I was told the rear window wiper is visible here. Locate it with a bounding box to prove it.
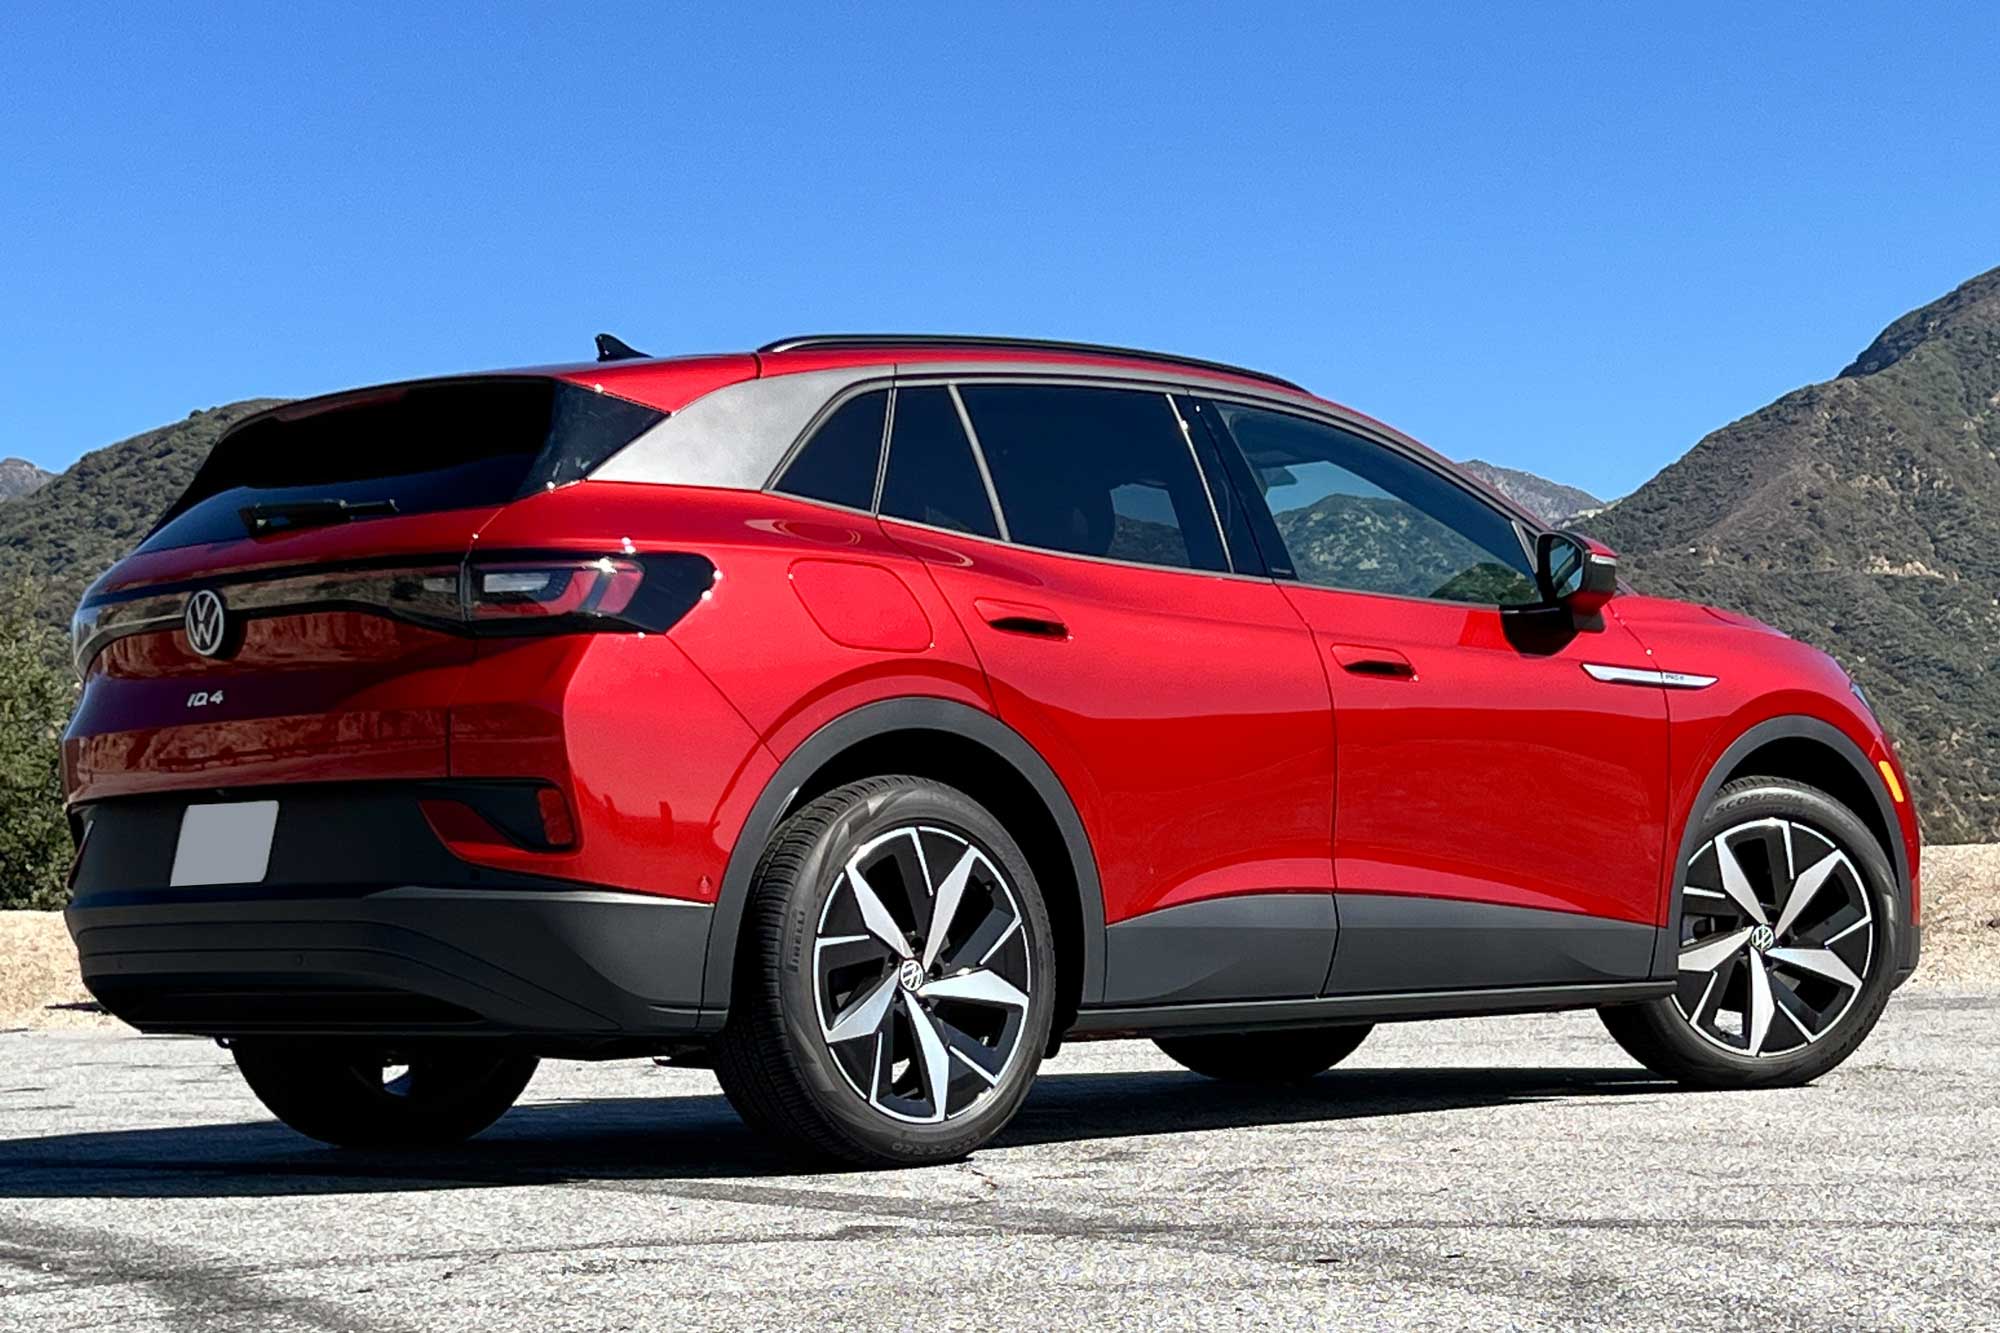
[239,497,399,536]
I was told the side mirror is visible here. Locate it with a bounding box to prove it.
[1537,531,1619,615]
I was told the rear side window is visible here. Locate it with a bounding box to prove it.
[879,387,1001,538]
[1213,403,1538,605]
[956,384,1227,573]
[141,380,664,552]
[776,390,887,511]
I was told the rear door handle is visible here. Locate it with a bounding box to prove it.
[973,598,1068,640]
[1328,643,1416,679]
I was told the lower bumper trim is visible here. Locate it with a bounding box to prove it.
[66,883,716,1040]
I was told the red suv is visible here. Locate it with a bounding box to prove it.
[64,335,1921,1165]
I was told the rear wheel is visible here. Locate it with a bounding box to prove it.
[1600,777,1898,1089]
[232,1041,538,1147]
[714,776,1057,1167]
[1155,1025,1374,1083]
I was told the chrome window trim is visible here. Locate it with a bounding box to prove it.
[723,359,1551,593]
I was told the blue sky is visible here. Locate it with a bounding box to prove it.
[3,5,1996,499]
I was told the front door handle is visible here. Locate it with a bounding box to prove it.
[1329,643,1416,679]
[973,597,1069,640]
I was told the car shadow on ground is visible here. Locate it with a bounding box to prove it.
[0,1064,1679,1200]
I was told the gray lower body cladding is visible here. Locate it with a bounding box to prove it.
[67,885,715,1041]
[1083,890,1660,1031]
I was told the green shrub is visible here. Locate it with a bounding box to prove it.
[0,581,74,909]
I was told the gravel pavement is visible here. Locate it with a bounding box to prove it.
[2,988,1995,1332]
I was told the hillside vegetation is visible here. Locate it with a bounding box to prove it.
[0,401,281,631]
[1589,265,2000,842]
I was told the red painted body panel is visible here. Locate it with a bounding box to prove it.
[67,612,469,802]
[881,521,1335,925]
[1282,586,1671,924]
[1612,594,1922,920]
[442,632,773,902]
[787,559,934,652]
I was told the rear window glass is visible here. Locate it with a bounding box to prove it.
[775,390,887,511]
[879,387,1001,538]
[139,380,664,552]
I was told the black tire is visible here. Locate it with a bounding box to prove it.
[1600,776,1901,1090]
[713,776,1057,1167]
[232,1042,538,1148]
[1154,1025,1374,1083]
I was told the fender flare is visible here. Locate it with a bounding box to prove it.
[698,697,1107,1013]
[1651,713,1915,979]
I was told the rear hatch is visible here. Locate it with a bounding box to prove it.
[65,376,668,803]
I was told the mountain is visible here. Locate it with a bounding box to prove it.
[1458,460,1603,527]
[0,459,52,503]
[1588,265,2000,844]
[0,401,282,630]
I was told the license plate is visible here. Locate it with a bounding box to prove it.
[169,801,280,887]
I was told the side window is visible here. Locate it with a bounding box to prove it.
[1213,403,1538,606]
[957,384,1227,573]
[879,386,1002,538]
[775,390,887,510]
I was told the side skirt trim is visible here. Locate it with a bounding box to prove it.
[1066,980,1673,1039]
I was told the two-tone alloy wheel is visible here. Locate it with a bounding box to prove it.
[1674,816,1873,1056]
[1601,777,1898,1089]
[715,776,1056,1165]
[812,825,1036,1124]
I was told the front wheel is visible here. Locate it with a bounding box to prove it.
[1155,1025,1373,1083]
[232,1042,538,1147]
[1600,776,1899,1089]
[714,776,1057,1167]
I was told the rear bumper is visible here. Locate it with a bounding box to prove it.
[67,883,717,1041]
[64,782,720,1043]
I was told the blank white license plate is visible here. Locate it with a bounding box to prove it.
[169,801,280,887]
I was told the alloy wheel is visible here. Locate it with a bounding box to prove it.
[1676,817,1875,1057]
[811,824,1033,1124]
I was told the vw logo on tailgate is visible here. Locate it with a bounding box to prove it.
[184,588,230,658]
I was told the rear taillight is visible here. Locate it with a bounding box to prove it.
[467,557,645,623]
[457,552,714,636]
[72,550,717,673]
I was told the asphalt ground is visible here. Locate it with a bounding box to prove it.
[0,988,1994,1332]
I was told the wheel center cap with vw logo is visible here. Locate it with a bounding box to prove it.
[184,589,231,658]
[897,960,925,993]
[1749,925,1776,952]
